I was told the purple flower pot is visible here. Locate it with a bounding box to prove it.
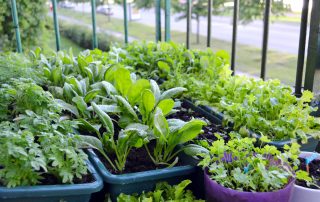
[204,170,295,202]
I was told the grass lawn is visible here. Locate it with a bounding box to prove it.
[58,8,298,85]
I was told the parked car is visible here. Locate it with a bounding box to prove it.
[97,5,113,16]
[58,1,75,9]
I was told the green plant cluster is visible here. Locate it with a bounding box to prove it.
[0,78,88,188]
[29,48,206,172]
[197,136,300,192]
[117,180,204,202]
[0,0,47,51]
[59,21,119,51]
[108,41,320,143]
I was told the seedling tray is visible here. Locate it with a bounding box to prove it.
[0,161,103,202]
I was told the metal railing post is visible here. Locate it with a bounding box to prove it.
[186,0,192,49]
[123,0,129,43]
[155,0,162,42]
[206,0,212,47]
[51,0,61,51]
[260,0,271,80]
[231,0,239,74]
[10,0,22,53]
[295,0,309,96]
[165,0,171,41]
[91,0,98,49]
[304,0,320,91]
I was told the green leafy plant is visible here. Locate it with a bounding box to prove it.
[80,102,149,172]
[197,136,299,192]
[117,180,204,202]
[146,108,206,166]
[0,119,88,188]
[0,78,60,121]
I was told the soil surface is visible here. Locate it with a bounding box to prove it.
[296,157,320,189]
[167,103,232,144]
[39,173,94,185]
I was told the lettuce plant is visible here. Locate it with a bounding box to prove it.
[117,180,204,202]
[197,136,300,192]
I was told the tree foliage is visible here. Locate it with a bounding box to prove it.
[0,0,47,51]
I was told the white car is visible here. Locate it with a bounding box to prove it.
[58,1,75,9]
[97,5,113,16]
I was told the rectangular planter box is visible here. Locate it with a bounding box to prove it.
[87,149,197,202]
[0,161,103,202]
[185,99,319,152]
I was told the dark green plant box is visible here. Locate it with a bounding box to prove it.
[0,161,103,202]
[87,149,197,202]
[183,99,319,152]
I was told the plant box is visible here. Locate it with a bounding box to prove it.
[204,169,295,202]
[0,161,103,202]
[87,149,197,202]
[290,151,320,202]
[187,99,318,152]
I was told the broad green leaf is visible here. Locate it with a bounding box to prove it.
[153,109,169,140]
[160,87,187,100]
[79,118,101,136]
[142,90,156,116]
[55,99,79,117]
[115,95,138,121]
[177,120,206,144]
[150,80,161,102]
[84,89,101,103]
[52,66,63,85]
[183,144,209,157]
[78,135,103,152]
[67,77,83,96]
[92,102,114,134]
[127,79,150,105]
[87,105,121,113]
[63,83,78,101]
[157,99,174,116]
[114,67,132,96]
[101,81,118,96]
[157,61,170,73]
[72,96,87,115]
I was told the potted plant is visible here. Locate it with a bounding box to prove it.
[0,79,103,202]
[290,151,320,202]
[196,136,298,202]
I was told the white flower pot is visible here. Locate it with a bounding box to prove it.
[290,152,320,202]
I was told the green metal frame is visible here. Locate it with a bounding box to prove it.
[52,0,61,51]
[123,0,129,43]
[10,0,22,53]
[165,0,171,41]
[91,0,98,49]
[155,0,162,42]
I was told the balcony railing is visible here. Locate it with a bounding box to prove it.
[9,0,320,95]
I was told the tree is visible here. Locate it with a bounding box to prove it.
[134,0,290,44]
[0,0,47,51]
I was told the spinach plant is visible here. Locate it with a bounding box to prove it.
[147,108,206,166]
[80,102,149,172]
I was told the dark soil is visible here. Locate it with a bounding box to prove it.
[96,141,184,175]
[296,157,320,189]
[39,173,95,185]
[167,103,231,144]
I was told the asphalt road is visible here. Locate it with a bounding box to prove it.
[73,3,304,54]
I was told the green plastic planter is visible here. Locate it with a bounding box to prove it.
[251,133,318,152]
[87,149,197,202]
[184,99,319,152]
[0,161,103,202]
